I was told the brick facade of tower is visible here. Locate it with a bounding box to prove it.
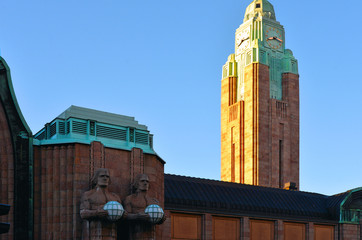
[221,0,300,189]
[221,62,299,189]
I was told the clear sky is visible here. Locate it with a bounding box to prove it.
[1,0,361,196]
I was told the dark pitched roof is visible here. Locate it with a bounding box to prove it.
[164,174,346,222]
[326,192,350,219]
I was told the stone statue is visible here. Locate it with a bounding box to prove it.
[123,174,165,240]
[80,168,123,240]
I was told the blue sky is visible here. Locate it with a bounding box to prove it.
[1,0,361,195]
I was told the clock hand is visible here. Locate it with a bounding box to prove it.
[267,36,283,42]
[238,39,244,46]
[238,37,250,47]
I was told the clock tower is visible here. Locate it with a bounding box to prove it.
[221,0,299,189]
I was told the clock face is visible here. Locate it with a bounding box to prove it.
[265,27,283,50]
[236,28,250,55]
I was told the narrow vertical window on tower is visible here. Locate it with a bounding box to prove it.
[279,139,283,188]
[229,78,237,106]
[231,143,235,182]
[231,127,235,182]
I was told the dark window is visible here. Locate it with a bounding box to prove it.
[90,121,95,135]
[231,143,235,182]
[256,3,261,8]
[279,140,283,188]
[129,128,135,142]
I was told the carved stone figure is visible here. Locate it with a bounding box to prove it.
[80,168,122,240]
[124,174,165,240]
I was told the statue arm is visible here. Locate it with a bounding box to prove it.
[80,193,108,219]
[148,198,159,205]
[124,196,138,220]
[124,196,150,221]
[123,197,132,213]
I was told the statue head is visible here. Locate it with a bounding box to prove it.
[132,173,149,193]
[91,168,111,188]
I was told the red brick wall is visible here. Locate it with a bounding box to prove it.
[162,210,172,239]
[234,63,271,186]
[282,72,300,187]
[340,224,361,240]
[0,100,14,240]
[221,76,243,182]
[33,142,164,239]
[221,63,300,189]
[34,144,80,239]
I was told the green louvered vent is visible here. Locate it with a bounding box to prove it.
[149,135,153,148]
[135,131,148,145]
[96,125,127,141]
[72,121,87,135]
[35,130,46,140]
[59,122,65,135]
[341,209,361,224]
[49,123,57,137]
[34,111,155,154]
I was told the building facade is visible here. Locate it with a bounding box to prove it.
[32,106,165,239]
[221,0,299,189]
[0,0,362,239]
[0,57,361,240]
[0,104,166,240]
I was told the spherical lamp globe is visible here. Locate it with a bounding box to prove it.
[103,201,124,221]
[145,204,164,224]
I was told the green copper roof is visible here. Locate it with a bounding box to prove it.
[339,187,362,224]
[57,105,148,130]
[0,57,32,135]
[244,0,276,22]
[34,106,157,155]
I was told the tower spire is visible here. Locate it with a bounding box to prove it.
[244,0,276,22]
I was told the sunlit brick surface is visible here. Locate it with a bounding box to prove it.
[221,63,299,189]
